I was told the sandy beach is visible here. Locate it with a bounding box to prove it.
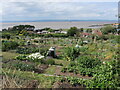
[1,21,117,30]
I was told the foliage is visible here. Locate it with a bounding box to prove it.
[101,25,116,34]
[39,48,49,56]
[3,60,36,71]
[13,62,36,71]
[15,55,27,61]
[64,59,120,88]
[16,47,39,54]
[79,28,84,33]
[76,56,101,68]
[10,25,35,31]
[86,28,92,33]
[2,33,11,39]
[2,40,19,51]
[87,60,120,88]
[67,27,78,36]
[114,35,120,44]
[64,47,80,61]
[45,59,55,65]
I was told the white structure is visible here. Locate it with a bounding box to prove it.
[61,31,67,34]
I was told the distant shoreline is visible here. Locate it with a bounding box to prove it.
[1,20,117,30]
[1,20,117,23]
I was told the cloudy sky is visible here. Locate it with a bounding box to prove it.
[1,0,119,21]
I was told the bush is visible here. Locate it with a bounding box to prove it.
[101,25,116,34]
[15,55,27,61]
[13,62,36,71]
[64,47,80,61]
[45,59,55,65]
[67,27,78,36]
[2,33,11,39]
[77,56,101,68]
[16,47,39,54]
[61,67,67,73]
[39,48,49,56]
[3,60,36,71]
[2,40,19,51]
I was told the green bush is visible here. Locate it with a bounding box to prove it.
[15,55,27,61]
[67,27,78,36]
[61,67,67,73]
[77,56,101,68]
[13,62,35,71]
[45,59,55,65]
[64,47,80,61]
[3,60,36,72]
[2,40,19,51]
[16,47,39,54]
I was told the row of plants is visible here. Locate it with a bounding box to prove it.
[61,56,101,77]
[64,59,119,88]
[16,47,39,54]
[2,60,36,72]
[2,40,19,51]
[15,54,56,65]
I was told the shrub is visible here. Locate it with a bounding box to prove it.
[16,47,39,54]
[15,55,27,61]
[101,25,116,34]
[45,59,55,65]
[61,67,67,73]
[67,27,78,36]
[2,40,19,51]
[39,48,49,56]
[64,47,80,61]
[13,62,36,71]
[77,56,101,68]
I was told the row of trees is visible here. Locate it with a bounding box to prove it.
[67,25,118,37]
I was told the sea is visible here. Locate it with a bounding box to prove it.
[0,20,117,30]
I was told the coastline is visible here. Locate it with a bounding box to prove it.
[1,21,117,30]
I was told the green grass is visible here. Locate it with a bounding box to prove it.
[2,68,62,88]
[45,65,56,75]
[2,51,19,61]
[55,59,70,67]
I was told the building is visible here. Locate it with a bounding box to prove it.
[61,31,67,34]
[81,32,91,38]
[112,23,119,28]
[92,30,102,36]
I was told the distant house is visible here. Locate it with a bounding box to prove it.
[92,30,102,36]
[54,30,61,33]
[112,23,119,28]
[81,32,91,38]
[42,30,49,34]
[61,31,67,34]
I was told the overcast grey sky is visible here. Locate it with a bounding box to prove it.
[1,0,119,21]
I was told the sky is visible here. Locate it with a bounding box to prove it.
[0,0,119,21]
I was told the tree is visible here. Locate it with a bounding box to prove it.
[67,27,78,36]
[101,25,116,34]
[79,28,84,33]
[86,28,92,33]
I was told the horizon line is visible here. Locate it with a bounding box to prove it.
[2,19,118,23]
